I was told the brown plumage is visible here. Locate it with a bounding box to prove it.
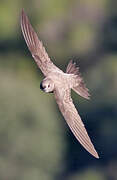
[20,9,99,159]
[66,60,90,99]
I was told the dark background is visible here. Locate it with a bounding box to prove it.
[0,0,117,179]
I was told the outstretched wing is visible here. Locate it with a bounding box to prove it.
[66,60,90,99]
[54,88,99,158]
[21,9,61,76]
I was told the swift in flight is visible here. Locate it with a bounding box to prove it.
[21,9,99,158]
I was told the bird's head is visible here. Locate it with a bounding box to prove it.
[40,78,54,93]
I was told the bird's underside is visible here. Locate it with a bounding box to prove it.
[21,9,99,159]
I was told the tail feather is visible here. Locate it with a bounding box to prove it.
[66,60,90,99]
[66,60,80,75]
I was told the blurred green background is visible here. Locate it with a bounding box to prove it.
[0,0,117,179]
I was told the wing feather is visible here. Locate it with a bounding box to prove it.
[21,9,61,76]
[54,88,99,158]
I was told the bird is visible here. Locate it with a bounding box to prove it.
[20,9,99,159]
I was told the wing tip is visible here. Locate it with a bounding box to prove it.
[20,8,25,28]
[91,150,99,159]
[21,8,28,24]
[96,154,99,159]
[21,8,25,15]
[21,8,24,21]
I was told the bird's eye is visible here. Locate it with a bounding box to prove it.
[48,84,50,88]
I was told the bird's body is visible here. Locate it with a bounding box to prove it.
[21,9,99,159]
